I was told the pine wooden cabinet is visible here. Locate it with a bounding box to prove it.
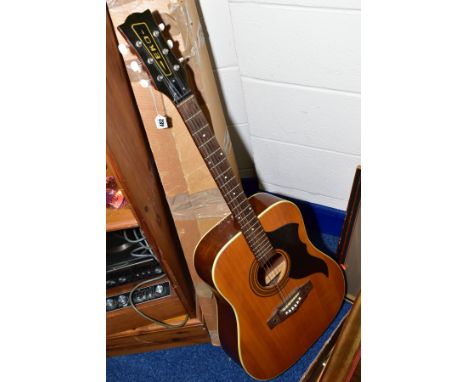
[106,11,209,356]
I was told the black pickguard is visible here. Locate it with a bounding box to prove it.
[267,223,329,279]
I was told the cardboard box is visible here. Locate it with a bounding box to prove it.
[108,0,240,344]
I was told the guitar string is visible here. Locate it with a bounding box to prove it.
[178,97,288,303]
[148,85,167,118]
[182,102,288,302]
[177,99,283,289]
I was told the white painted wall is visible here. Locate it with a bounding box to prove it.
[198,0,360,210]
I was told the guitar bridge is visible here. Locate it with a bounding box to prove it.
[267,281,313,329]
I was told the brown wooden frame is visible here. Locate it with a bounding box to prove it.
[318,292,361,382]
[106,10,195,317]
[301,294,361,382]
[337,166,361,265]
[107,317,209,357]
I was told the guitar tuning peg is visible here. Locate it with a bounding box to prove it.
[130,60,142,73]
[139,79,150,88]
[178,57,186,63]
[158,23,165,31]
[118,43,129,55]
[166,39,174,49]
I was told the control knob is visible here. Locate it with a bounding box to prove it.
[117,295,129,307]
[106,298,117,311]
[134,291,146,303]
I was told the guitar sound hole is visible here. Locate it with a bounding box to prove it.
[258,252,288,288]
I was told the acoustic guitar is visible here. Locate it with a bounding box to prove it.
[118,10,345,380]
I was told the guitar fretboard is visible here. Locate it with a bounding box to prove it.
[177,95,274,265]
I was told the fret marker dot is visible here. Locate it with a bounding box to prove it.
[224,176,227,179]
[251,228,254,231]
[220,153,223,156]
[208,161,212,165]
[233,192,236,195]
[202,134,206,137]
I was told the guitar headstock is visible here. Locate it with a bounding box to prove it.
[118,10,192,104]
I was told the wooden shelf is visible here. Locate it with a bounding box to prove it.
[106,317,209,356]
[106,207,139,232]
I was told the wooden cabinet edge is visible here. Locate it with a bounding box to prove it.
[106,207,139,232]
[106,318,209,356]
[106,10,196,317]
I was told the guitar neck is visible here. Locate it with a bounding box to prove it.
[176,95,274,264]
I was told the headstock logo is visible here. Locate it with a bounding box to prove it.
[131,22,172,76]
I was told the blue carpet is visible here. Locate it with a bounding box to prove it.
[107,301,351,382]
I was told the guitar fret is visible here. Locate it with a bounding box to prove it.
[256,244,272,258]
[246,231,264,245]
[204,148,222,160]
[184,110,202,123]
[230,202,250,217]
[255,238,272,253]
[250,241,271,260]
[253,243,272,260]
[236,208,254,221]
[248,229,268,244]
[221,183,242,195]
[239,204,253,215]
[229,199,249,214]
[247,226,266,242]
[218,175,237,185]
[177,94,195,107]
[209,158,227,169]
[214,168,231,180]
[237,212,257,224]
[238,211,255,222]
[257,249,273,262]
[259,242,274,255]
[226,191,245,205]
[192,124,210,135]
[199,136,215,148]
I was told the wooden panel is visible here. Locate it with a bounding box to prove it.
[106,277,187,335]
[344,206,361,300]
[337,166,361,264]
[337,166,361,300]
[107,318,209,356]
[106,295,186,335]
[106,10,195,316]
[106,207,139,232]
[320,292,360,382]
[300,314,347,382]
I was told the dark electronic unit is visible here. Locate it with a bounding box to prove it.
[106,281,170,312]
[106,228,164,289]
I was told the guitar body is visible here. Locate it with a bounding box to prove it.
[195,193,346,380]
